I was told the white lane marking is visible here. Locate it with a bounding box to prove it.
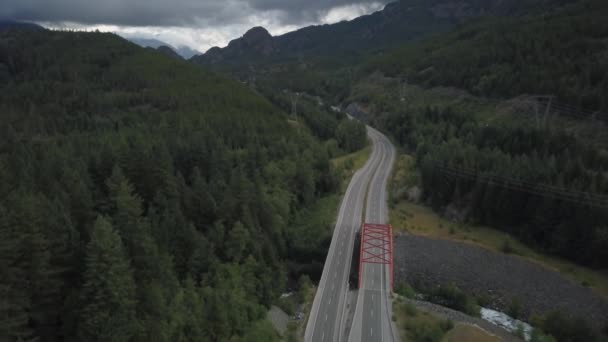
[322,331,325,341]
[371,309,374,317]
[371,328,373,337]
[325,314,328,322]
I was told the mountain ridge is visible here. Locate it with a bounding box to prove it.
[192,0,572,65]
[128,37,200,59]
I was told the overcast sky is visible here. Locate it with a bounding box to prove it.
[1,0,390,53]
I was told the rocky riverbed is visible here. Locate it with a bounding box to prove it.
[393,233,608,331]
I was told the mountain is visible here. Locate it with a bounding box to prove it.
[156,45,183,59]
[0,20,44,31]
[128,37,200,59]
[0,27,343,342]
[199,26,276,64]
[368,0,608,112]
[128,37,170,49]
[175,45,200,59]
[192,0,572,65]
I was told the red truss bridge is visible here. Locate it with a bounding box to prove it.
[358,223,393,289]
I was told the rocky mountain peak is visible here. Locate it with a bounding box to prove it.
[242,26,272,44]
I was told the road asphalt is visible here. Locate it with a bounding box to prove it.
[305,126,396,342]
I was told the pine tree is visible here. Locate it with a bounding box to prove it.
[0,204,35,342]
[226,221,250,263]
[78,216,136,342]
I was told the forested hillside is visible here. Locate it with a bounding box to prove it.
[355,0,608,270]
[0,29,359,341]
[370,0,608,112]
[376,105,608,268]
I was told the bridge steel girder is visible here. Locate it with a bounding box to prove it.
[358,223,393,290]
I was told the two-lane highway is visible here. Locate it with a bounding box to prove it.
[305,125,396,342]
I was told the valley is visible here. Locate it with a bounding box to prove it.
[2,0,608,341]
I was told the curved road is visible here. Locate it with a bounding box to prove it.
[305,125,396,342]
[349,127,396,342]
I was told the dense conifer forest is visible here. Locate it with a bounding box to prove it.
[376,105,608,268]
[0,29,365,341]
[358,0,608,270]
[370,0,608,111]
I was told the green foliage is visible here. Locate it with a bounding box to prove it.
[237,320,280,342]
[375,104,608,269]
[397,300,452,342]
[336,119,367,153]
[370,0,608,112]
[531,329,557,342]
[276,296,296,316]
[407,320,444,342]
[297,274,312,303]
[501,239,515,254]
[395,283,416,299]
[439,319,454,332]
[535,310,600,342]
[515,323,526,339]
[286,195,340,279]
[78,217,136,342]
[0,29,341,341]
[508,298,523,319]
[425,283,479,316]
[405,302,418,316]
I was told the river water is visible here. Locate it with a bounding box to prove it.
[481,307,533,341]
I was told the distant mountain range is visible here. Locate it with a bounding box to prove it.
[0,21,44,31]
[191,0,573,65]
[128,37,200,59]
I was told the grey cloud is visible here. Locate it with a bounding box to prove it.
[248,0,388,22]
[0,0,390,27]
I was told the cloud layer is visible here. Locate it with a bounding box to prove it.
[1,0,388,27]
[2,0,389,53]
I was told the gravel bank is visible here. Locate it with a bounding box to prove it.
[393,233,608,330]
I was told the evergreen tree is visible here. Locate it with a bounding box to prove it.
[0,204,35,342]
[226,221,250,263]
[78,216,136,342]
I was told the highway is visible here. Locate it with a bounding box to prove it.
[349,127,396,342]
[305,125,396,342]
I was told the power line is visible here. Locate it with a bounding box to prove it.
[426,160,608,209]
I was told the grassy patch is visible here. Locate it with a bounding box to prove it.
[395,283,416,299]
[332,144,371,186]
[390,189,608,299]
[394,300,453,342]
[442,324,500,342]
